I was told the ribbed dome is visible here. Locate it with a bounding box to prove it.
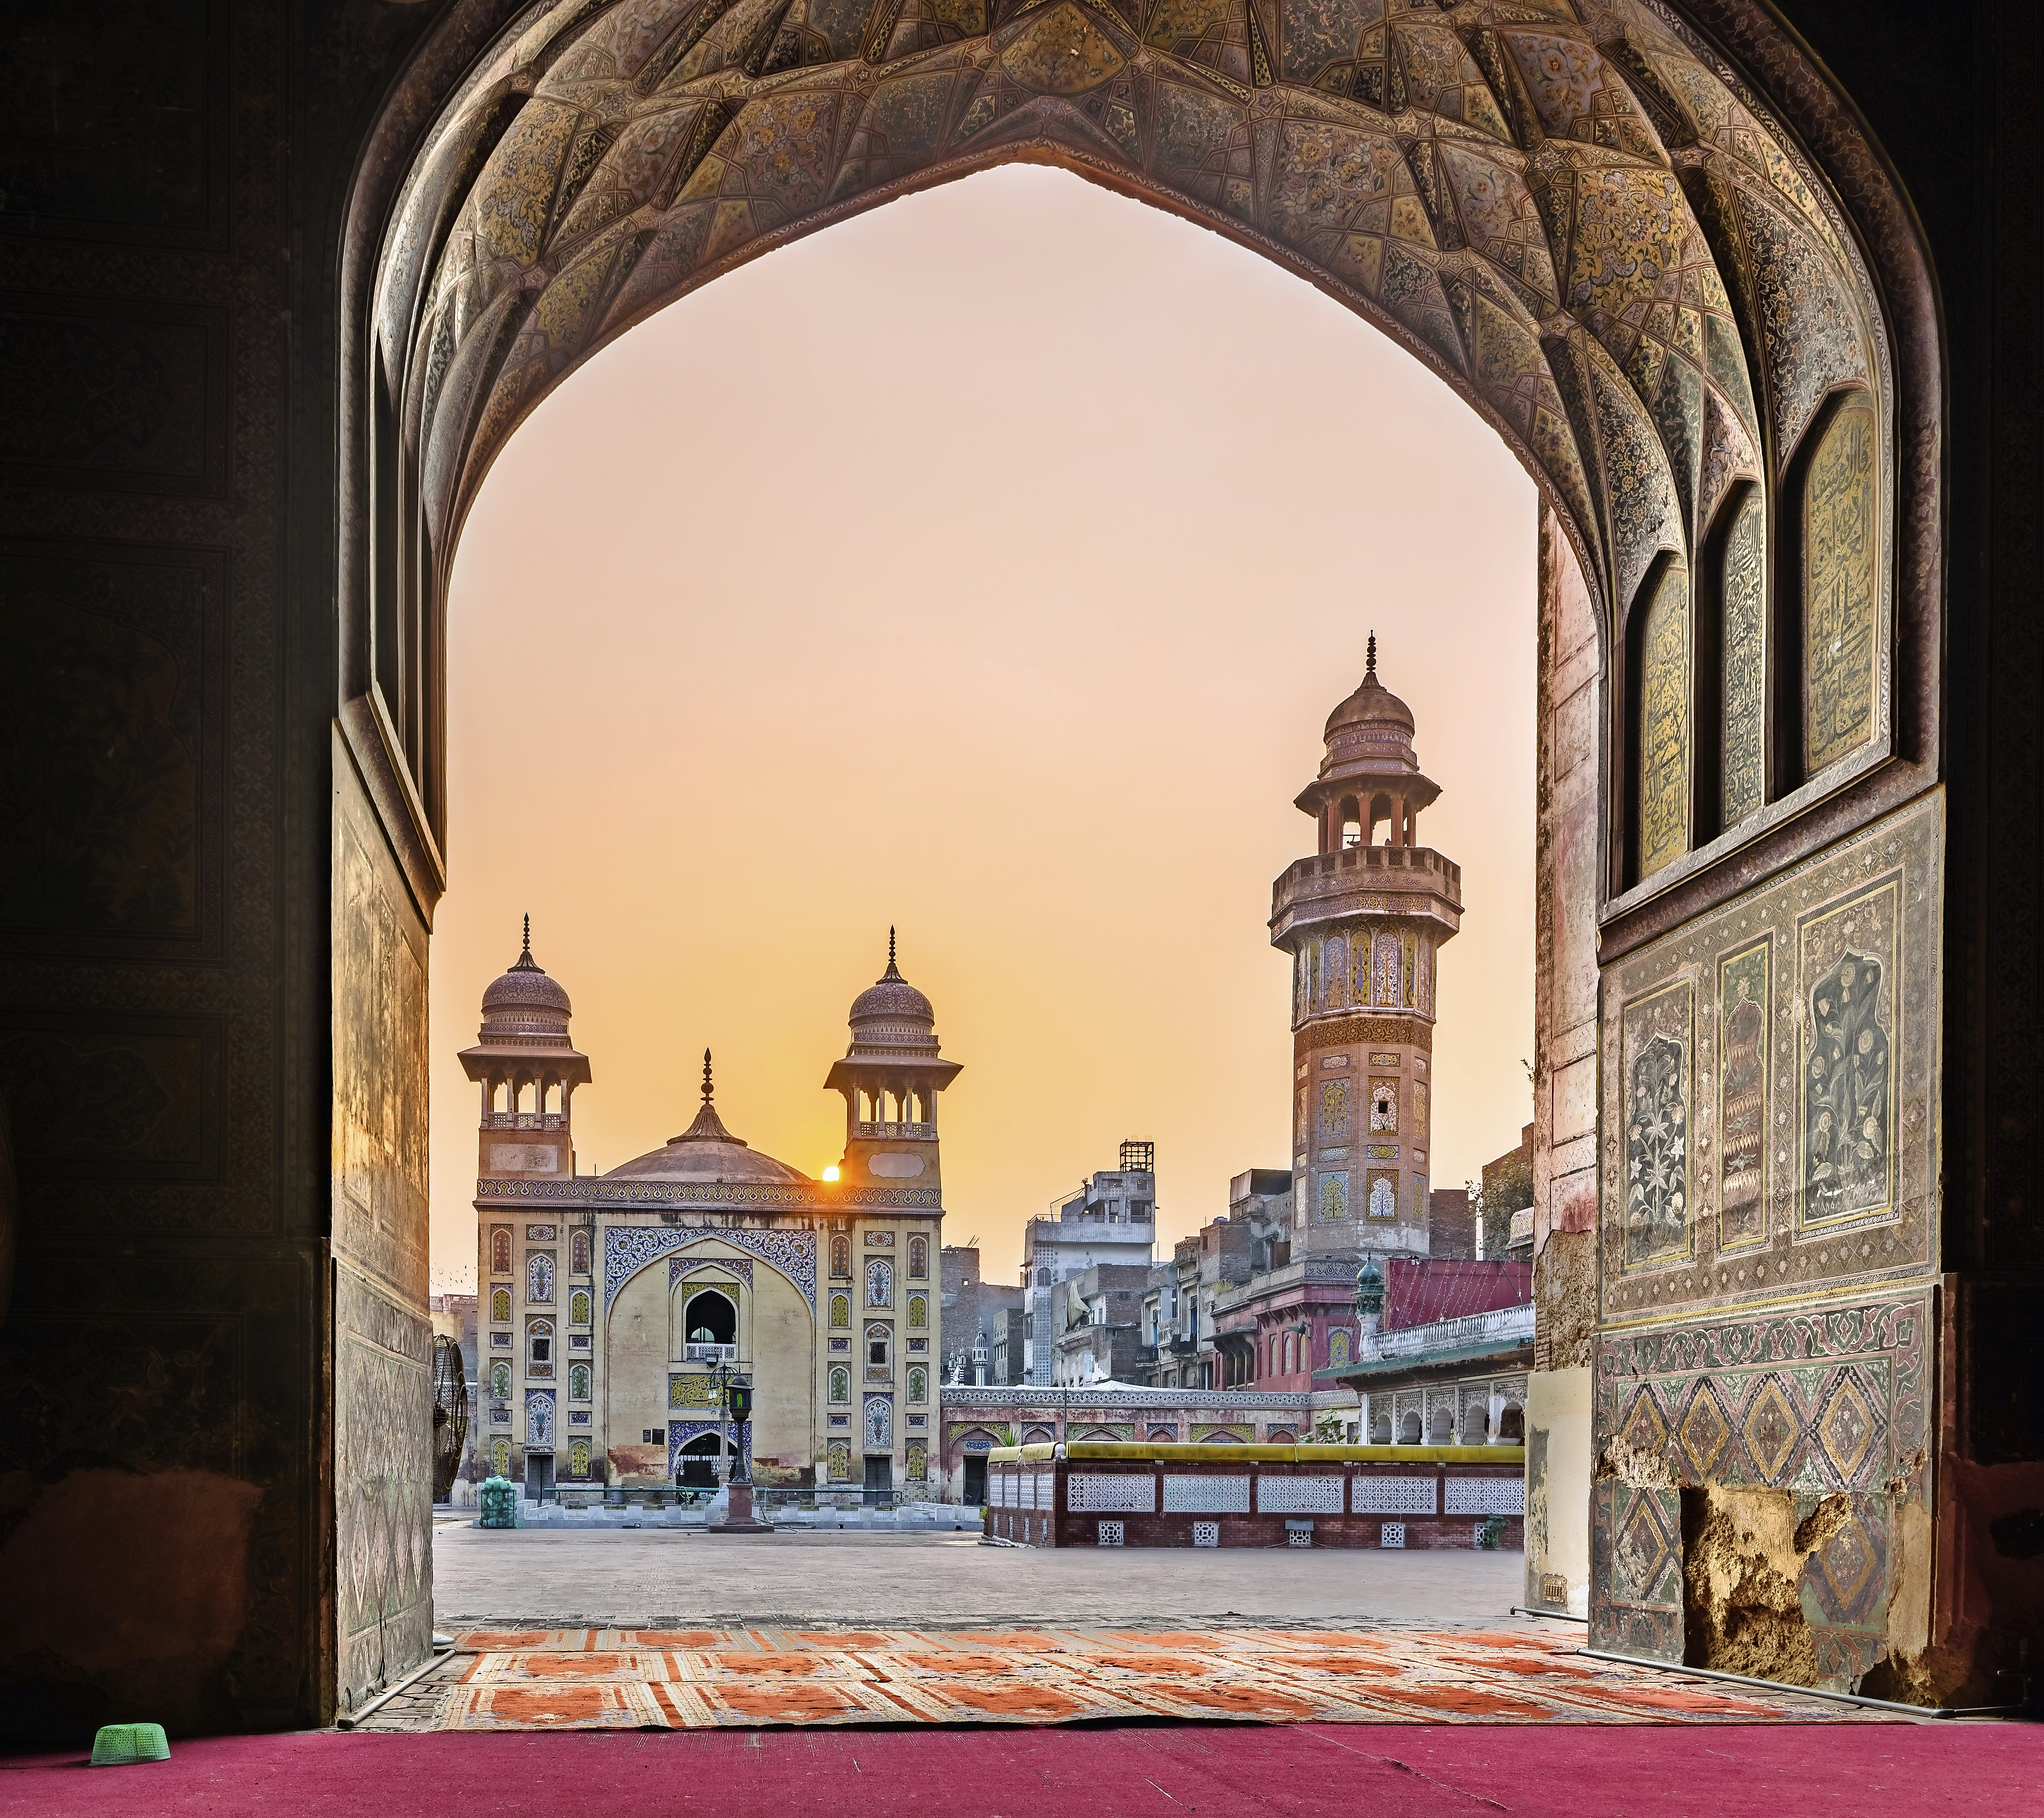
[1324,671,1416,739]
[476,921,573,1045]
[606,1051,807,1184]
[845,933,940,1057]
[605,1136,807,1186]
[1321,635,1419,774]
[482,955,571,1017]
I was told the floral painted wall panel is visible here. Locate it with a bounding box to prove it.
[1637,562,1691,878]
[1799,880,1898,1231]
[1803,397,1880,776]
[1715,940,1770,1253]
[1621,984,1694,1269]
[1720,488,1767,829]
[1601,791,1939,1327]
[1318,1078,1349,1138]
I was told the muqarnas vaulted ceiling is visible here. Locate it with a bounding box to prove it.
[379,0,1887,670]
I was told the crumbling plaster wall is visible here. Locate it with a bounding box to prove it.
[1525,510,1602,1615]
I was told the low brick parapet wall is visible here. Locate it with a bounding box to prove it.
[984,1442,1524,1550]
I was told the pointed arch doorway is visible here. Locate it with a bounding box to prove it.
[0,0,2003,1743]
[316,0,1957,1717]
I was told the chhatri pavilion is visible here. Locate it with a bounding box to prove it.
[463,929,960,1497]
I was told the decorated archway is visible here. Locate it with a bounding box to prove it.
[319,0,1956,1714]
[6,0,2029,1747]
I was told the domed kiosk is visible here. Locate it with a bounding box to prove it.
[467,929,958,1501]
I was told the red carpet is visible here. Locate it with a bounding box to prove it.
[3,1723,2035,1815]
[405,1625,1873,1729]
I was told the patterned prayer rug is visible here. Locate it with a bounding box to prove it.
[378,1626,1888,1731]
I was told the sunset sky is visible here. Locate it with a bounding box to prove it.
[428,164,1538,1296]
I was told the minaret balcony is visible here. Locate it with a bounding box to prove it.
[1270,845,1463,941]
[857,1120,935,1140]
[483,1110,569,1130]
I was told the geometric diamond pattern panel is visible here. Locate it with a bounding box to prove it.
[1350,1477,1438,1515]
[1066,1473,1157,1513]
[1162,1475,1251,1514]
[1256,1476,1345,1514]
[1445,1477,1524,1516]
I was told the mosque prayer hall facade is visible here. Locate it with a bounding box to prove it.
[463,933,956,1497]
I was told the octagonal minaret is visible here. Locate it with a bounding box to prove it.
[1270,638,1462,1258]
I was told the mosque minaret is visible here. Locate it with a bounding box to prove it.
[1269,636,1463,1257]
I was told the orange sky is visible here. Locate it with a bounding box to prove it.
[428,164,1537,1296]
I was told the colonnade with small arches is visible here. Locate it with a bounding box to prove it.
[1357,1379,1527,1449]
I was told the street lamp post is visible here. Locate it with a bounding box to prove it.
[708,1368,772,1533]
[708,1357,733,1488]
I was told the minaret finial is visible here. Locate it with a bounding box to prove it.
[1366,632,1377,677]
[701,1048,713,1104]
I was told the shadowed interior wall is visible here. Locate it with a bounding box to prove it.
[0,0,2035,1734]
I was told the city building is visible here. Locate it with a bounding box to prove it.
[464,928,959,1498]
[1320,1253,1534,1461]
[939,1243,1024,1385]
[1048,1262,1152,1385]
[1019,1146,1156,1385]
[1482,1122,1537,1258]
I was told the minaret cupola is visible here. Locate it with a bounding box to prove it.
[458,916,592,1180]
[1297,634,1444,852]
[823,930,961,1193]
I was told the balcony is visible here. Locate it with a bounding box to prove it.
[483,1110,569,1130]
[1270,845,1462,942]
[684,1342,737,1363]
[1362,1301,1534,1362]
[858,1121,933,1140]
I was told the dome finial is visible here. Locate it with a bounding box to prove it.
[881,926,903,983]
[1366,631,1377,677]
[509,912,541,972]
[701,1047,713,1104]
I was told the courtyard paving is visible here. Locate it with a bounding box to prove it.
[433,1526,1526,1628]
[363,1533,1887,1737]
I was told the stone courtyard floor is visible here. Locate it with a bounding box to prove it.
[338,1530,1907,1736]
[431,1525,1525,1628]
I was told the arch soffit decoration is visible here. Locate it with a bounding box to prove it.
[354,0,1938,933]
[609,1231,806,1307]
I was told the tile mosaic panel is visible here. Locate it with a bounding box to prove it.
[604,1223,816,1310]
[1590,1291,1930,1671]
[1602,794,1939,1321]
